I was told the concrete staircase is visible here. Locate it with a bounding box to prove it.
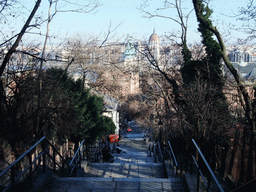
[40,138,188,192]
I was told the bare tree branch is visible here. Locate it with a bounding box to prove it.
[0,0,41,77]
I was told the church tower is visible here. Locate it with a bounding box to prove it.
[124,40,137,70]
[149,29,160,61]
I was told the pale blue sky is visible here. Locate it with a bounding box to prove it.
[25,0,249,44]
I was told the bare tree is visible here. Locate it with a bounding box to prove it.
[236,0,256,43]
[193,0,256,182]
[140,0,193,61]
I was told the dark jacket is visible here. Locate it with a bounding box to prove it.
[103,147,113,162]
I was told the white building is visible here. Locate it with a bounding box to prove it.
[102,106,120,135]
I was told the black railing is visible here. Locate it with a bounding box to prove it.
[167,141,178,175]
[148,142,169,178]
[157,142,164,162]
[0,136,84,192]
[149,142,166,163]
[166,139,225,192]
[231,177,256,192]
[149,142,163,163]
[84,141,105,163]
[191,139,225,192]
[69,140,84,176]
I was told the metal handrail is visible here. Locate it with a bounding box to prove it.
[43,151,69,174]
[168,141,178,167]
[191,139,225,192]
[0,137,46,179]
[191,155,210,190]
[192,139,224,192]
[0,136,83,192]
[152,143,158,163]
[92,144,99,162]
[157,142,164,162]
[148,142,164,164]
[231,177,256,192]
[166,139,225,192]
[44,139,70,170]
[69,140,84,173]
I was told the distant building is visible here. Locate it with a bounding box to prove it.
[102,106,120,135]
[228,51,252,63]
[148,29,160,61]
[252,54,256,62]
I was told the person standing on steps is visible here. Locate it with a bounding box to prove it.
[102,146,114,163]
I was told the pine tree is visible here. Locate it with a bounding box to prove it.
[180,1,229,147]
[46,68,115,144]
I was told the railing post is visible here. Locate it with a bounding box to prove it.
[207,174,211,190]
[74,164,77,177]
[53,149,56,172]
[29,153,33,187]
[86,144,89,161]
[197,169,200,192]
[176,162,178,176]
[62,157,65,170]
[190,156,193,174]
[42,139,46,172]
[79,148,81,168]
[185,153,188,172]
[11,166,15,184]
[69,163,71,176]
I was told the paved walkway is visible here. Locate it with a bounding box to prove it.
[40,137,188,191]
[41,177,186,192]
[82,138,164,178]
[83,163,165,178]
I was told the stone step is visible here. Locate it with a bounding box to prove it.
[82,162,166,178]
[41,177,188,192]
[88,162,163,166]
[113,155,155,164]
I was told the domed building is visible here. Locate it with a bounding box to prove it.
[149,29,159,42]
[149,29,160,61]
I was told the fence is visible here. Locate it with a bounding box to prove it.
[0,136,84,192]
[159,139,225,192]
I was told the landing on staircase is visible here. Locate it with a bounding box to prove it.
[83,163,165,178]
[40,137,188,191]
[41,177,186,192]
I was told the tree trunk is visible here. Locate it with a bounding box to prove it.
[192,0,255,182]
[0,0,42,77]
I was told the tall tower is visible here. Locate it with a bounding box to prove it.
[121,40,141,96]
[124,40,137,70]
[149,29,160,61]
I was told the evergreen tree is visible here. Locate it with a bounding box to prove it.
[46,68,115,144]
[197,4,224,92]
[181,4,223,93]
[193,0,256,182]
[180,2,229,144]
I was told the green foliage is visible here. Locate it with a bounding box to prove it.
[182,42,192,63]
[179,1,230,144]
[2,67,116,147]
[100,116,116,134]
[197,4,223,90]
[181,3,225,99]
[181,60,204,84]
[45,68,116,144]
